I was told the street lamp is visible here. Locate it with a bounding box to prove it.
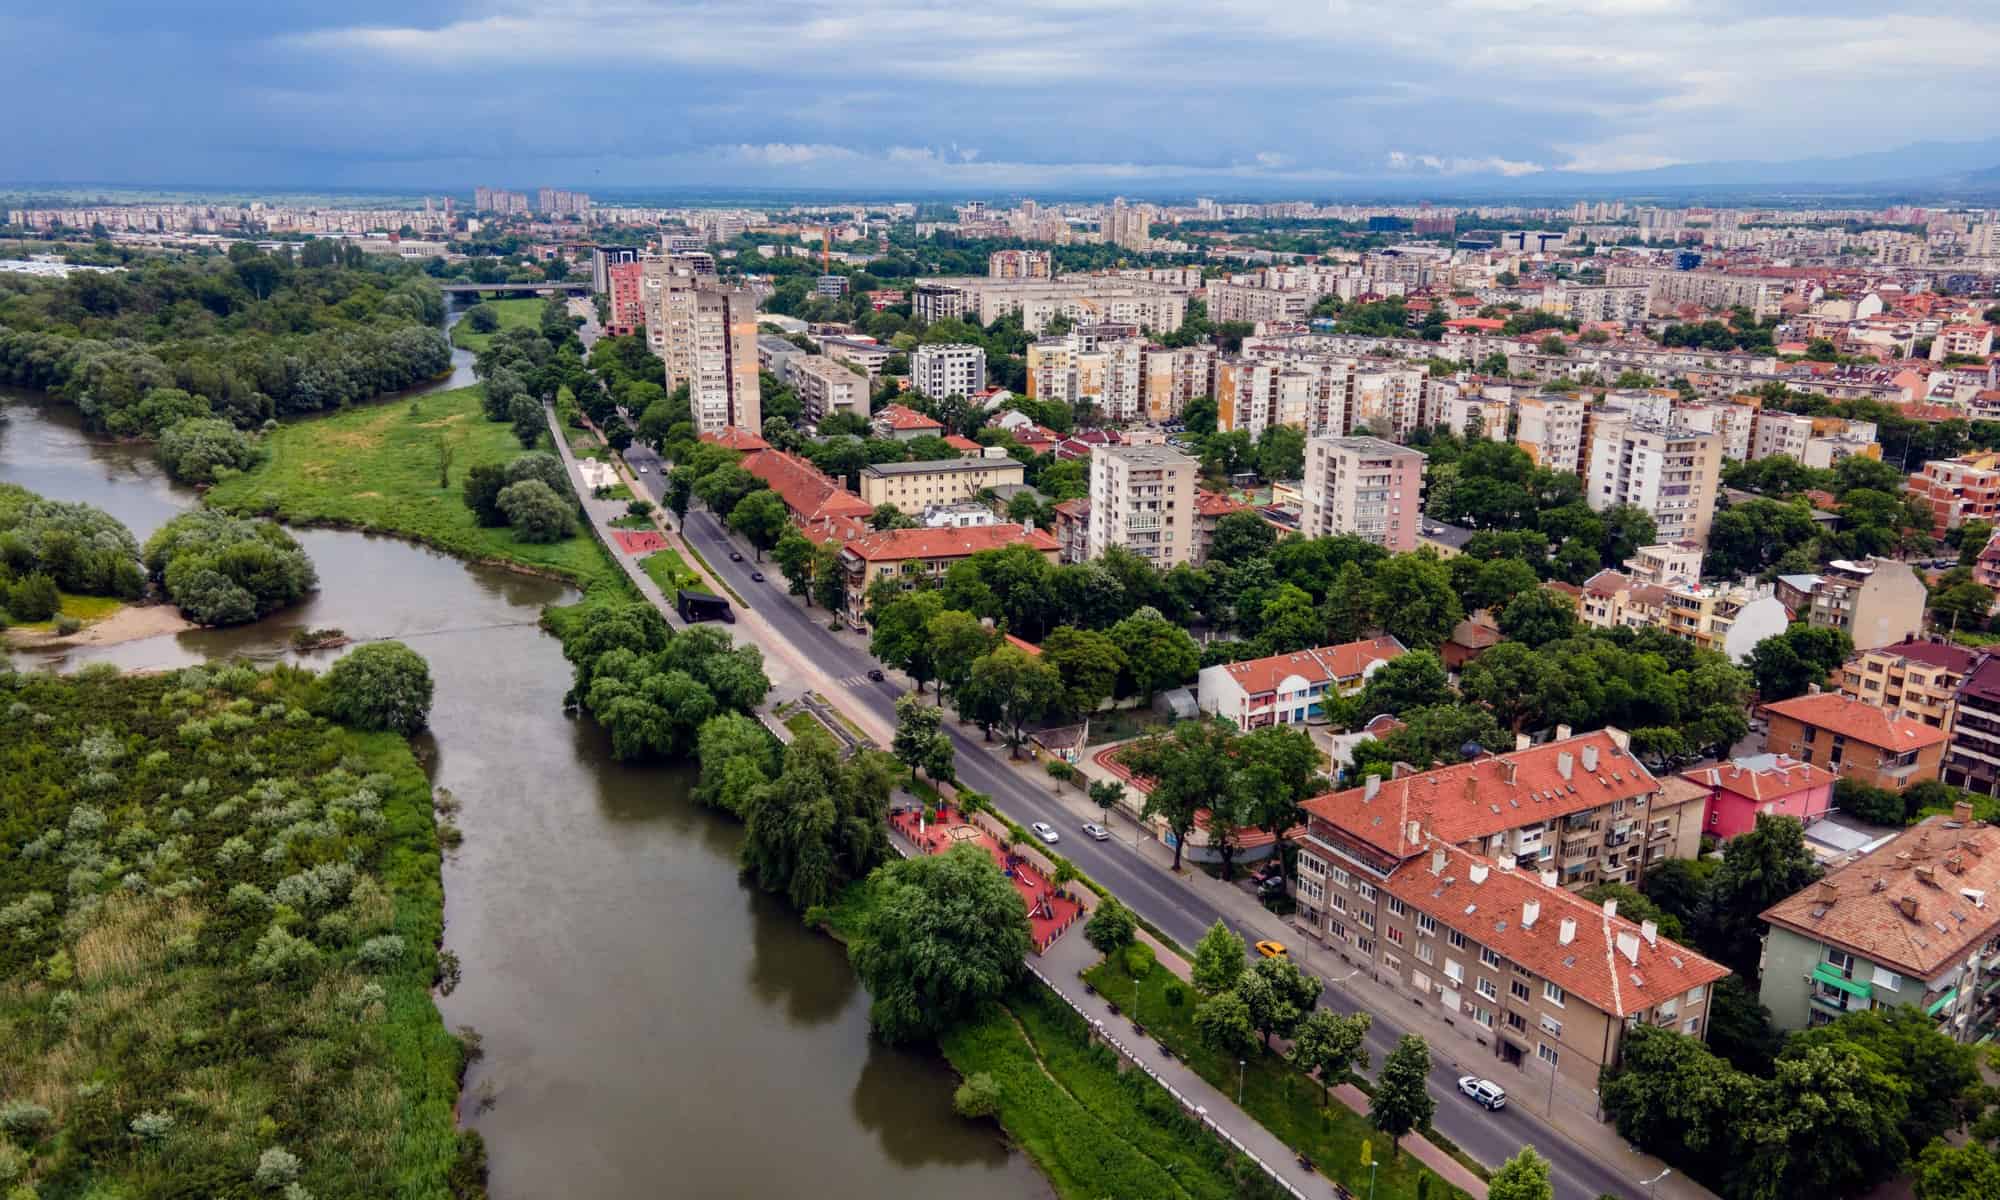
[1642,1167,1672,1200]
[1237,1058,1246,1104]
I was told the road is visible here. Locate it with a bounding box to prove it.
[621,442,1652,1200]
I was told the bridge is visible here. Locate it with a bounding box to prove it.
[438,281,594,297]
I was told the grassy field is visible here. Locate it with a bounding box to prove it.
[640,549,702,594]
[1084,956,1468,1200]
[450,298,544,353]
[8,591,126,632]
[205,385,622,595]
[0,664,477,1198]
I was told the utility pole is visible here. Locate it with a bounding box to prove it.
[1238,1058,1246,1104]
[1642,1167,1672,1200]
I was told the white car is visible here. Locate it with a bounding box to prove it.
[1030,821,1060,844]
[1457,1076,1506,1110]
[1081,822,1110,841]
[637,465,649,474]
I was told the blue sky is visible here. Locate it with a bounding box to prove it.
[14,1,2000,193]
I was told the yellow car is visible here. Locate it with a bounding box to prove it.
[1254,940,1288,959]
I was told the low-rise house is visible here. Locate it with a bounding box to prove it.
[1761,690,1948,791]
[1838,639,1978,731]
[1440,613,1503,672]
[871,403,945,441]
[739,448,873,531]
[1758,805,2000,1040]
[1052,498,1090,564]
[836,524,1057,627]
[1196,638,1406,729]
[1191,489,1252,565]
[1682,754,1836,840]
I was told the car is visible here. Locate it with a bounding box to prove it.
[750,571,765,582]
[729,551,744,562]
[1257,875,1287,895]
[1254,940,1287,959]
[1030,821,1060,844]
[1081,822,1110,841]
[866,668,886,682]
[1457,1076,1507,1110]
[637,465,648,474]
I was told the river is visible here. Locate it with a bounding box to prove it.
[0,364,1048,1198]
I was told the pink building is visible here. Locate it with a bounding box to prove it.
[1682,753,1836,840]
[606,259,644,336]
[1300,435,1427,552]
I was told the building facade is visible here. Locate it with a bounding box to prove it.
[910,342,988,401]
[1196,638,1405,729]
[1086,443,1197,568]
[1808,558,1928,652]
[1300,436,1425,552]
[1761,690,1948,791]
[789,356,868,426]
[1839,639,1977,732]
[641,260,760,435]
[837,524,1058,627]
[1583,416,1721,547]
[858,458,1026,512]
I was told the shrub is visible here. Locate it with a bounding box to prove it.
[129,1110,176,1140]
[53,615,81,635]
[256,1146,303,1188]
[953,1071,1003,1119]
[0,1103,51,1140]
[502,451,569,497]
[1165,982,1187,1009]
[1123,941,1156,978]
[1085,898,1138,955]
[0,1140,22,1183]
[3,573,59,622]
[322,641,435,736]
[495,480,574,543]
[356,934,407,971]
[462,463,508,527]
[247,923,321,981]
[465,303,500,334]
[143,510,316,626]
[157,417,261,484]
[0,484,146,597]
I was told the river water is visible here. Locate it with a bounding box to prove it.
[0,349,1046,1198]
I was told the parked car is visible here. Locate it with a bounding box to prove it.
[1081,822,1110,841]
[1257,875,1287,895]
[750,571,765,582]
[1030,822,1060,844]
[728,551,744,562]
[637,465,649,474]
[1457,1076,1507,1110]
[1254,940,1288,959]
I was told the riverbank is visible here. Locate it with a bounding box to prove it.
[204,384,626,598]
[450,298,545,353]
[2,599,192,648]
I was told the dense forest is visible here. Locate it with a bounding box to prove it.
[0,249,450,435]
[0,658,481,1198]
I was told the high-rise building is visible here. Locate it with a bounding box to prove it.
[605,260,645,337]
[988,249,1053,279]
[1583,416,1720,546]
[1087,443,1197,568]
[590,245,640,294]
[1301,436,1425,551]
[909,343,987,400]
[640,260,760,436]
[1515,393,1587,473]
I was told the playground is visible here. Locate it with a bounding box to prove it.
[889,803,1084,952]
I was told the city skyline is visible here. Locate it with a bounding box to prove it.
[15,1,2000,191]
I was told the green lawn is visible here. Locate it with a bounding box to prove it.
[1084,956,1470,1200]
[450,298,545,352]
[205,384,622,594]
[640,548,702,594]
[8,591,126,632]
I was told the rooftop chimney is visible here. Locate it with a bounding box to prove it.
[1898,895,1920,920]
[1502,760,1519,786]
[1816,880,1839,904]
[1602,898,1619,920]
[1431,848,1447,876]
[1514,734,1532,752]
[1555,724,1572,741]
[1469,863,1490,885]
[1640,919,1658,946]
[1522,899,1541,929]
[1558,917,1577,946]
[1557,751,1574,781]
[1365,774,1382,801]
[1581,745,1600,773]
[1540,869,1559,887]
[1956,801,1976,824]
[1463,775,1478,806]
[1407,820,1422,846]
[1616,931,1641,965]
[1606,727,1630,752]
[1917,864,1939,886]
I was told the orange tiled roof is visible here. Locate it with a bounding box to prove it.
[1386,842,1729,1017]
[840,523,1057,563]
[1761,691,1949,752]
[1195,489,1252,517]
[1301,729,1655,857]
[874,403,944,432]
[740,449,872,524]
[700,426,771,451]
[943,434,982,452]
[1682,755,1831,803]
[1217,637,1407,697]
[1004,634,1043,656]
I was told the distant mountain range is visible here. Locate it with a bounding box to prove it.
[1586,137,2000,190]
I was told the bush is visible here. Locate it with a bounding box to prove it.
[157,417,261,484]
[129,1110,176,1140]
[3,573,59,622]
[465,303,500,334]
[1123,941,1156,978]
[322,641,434,736]
[953,1071,1003,1118]
[256,1146,302,1188]
[503,451,569,497]
[52,615,81,636]
[0,483,146,598]
[356,934,407,971]
[1085,898,1138,955]
[143,510,316,626]
[0,1103,51,1140]
[1165,982,1187,1009]
[495,480,575,543]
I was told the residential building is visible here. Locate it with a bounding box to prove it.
[1208,279,1315,325]
[814,274,849,298]
[1514,393,1587,473]
[912,282,968,323]
[1839,639,1978,731]
[1761,690,1948,791]
[1196,638,1407,729]
[988,249,1052,279]
[821,337,894,379]
[910,342,988,401]
[589,244,640,294]
[858,457,1025,512]
[870,403,945,441]
[1931,323,1996,363]
[1683,754,1836,840]
[1748,411,1882,469]
[1142,344,1217,421]
[1293,815,1728,1088]
[1758,807,2000,1040]
[604,259,645,336]
[1604,265,1780,318]
[1623,543,1703,587]
[921,501,1000,529]
[1539,281,1651,324]
[640,260,760,435]
[837,524,1058,627]
[790,356,868,426]
[737,447,873,535]
[1808,558,1928,651]
[1191,489,1252,565]
[755,333,806,379]
[1945,654,2000,796]
[1908,452,2000,536]
[1051,498,1090,564]
[1300,436,1425,552]
[1086,443,1198,568]
[1584,415,1721,546]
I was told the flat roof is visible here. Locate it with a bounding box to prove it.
[862,457,1024,476]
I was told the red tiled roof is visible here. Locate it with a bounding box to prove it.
[1216,638,1407,697]
[740,449,873,524]
[1858,640,1980,674]
[1004,634,1042,656]
[1385,842,1729,1018]
[943,434,982,453]
[840,523,1058,563]
[874,403,944,432]
[1582,569,1630,597]
[1544,580,1583,598]
[1761,692,1949,752]
[1301,729,1655,857]
[1681,755,1831,803]
[701,426,771,451]
[1196,489,1252,517]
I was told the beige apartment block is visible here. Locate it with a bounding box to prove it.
[789,356,868,426]
[1584,415,1720,546]
[641,260,760,435]
[859,458,1025,512]
[1838,639,1978,731]
[1086,443,1197,567]
[1301,436,1425,551]
[1515,392,1587,473]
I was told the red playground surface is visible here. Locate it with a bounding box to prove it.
[611,530,667,555]
[890,804,1084,953]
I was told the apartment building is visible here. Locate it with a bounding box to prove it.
[640,260,760,435]
[1748,411,1882,469]
[604,259,645,336]
[1839,639,1977,731]
[1539,281,1651,324]
[1294,782,1727,1085]
[1604,265,1780,318]
[1808,558,1927,652]
[789,355,868,426]
[1141,344,1217,421]
[1192,490,1252,565]
[1584,415,1721,546]
[1908,452,2000,536]
[1759,808,2000,1041]
[870,403,945,441]
[1301,436,1425,551]
[589,244,641,293]
[1515,393,1587,473]
[1624,542,1704,586]
[1208,279,1315,325]
[821,337,893,379]
[1944,654,2000,796]
[737,447,873,535]
[1196,637,1406,729]
[1931,323,1996,362]
[910,342,987,400]
[858,458,1024,512]
[837,524,1057,627]
[914,278,1188,335]
[1086,443,1197,567]
[1762,691,1948,791]
[1682,754,1835,840]
[912,282,968,323]
[988,249,1053,279]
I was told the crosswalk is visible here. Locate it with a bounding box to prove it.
[836,673,875,688]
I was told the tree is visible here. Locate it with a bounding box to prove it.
[1737,1041,1911,1200]
[692,711,779,814]
[1498,588,1577,647]
[1787,1006,1980,1155]
[1084,898,1138,955]
[849,842,1031,1043]
[1209,510,1278,565]
[1322,560,1379,642]
[1087,777,1126,816]
[1041,625,1127,719]
[963,643,1063,757]
[870,590,945,693]
[1289,1009,1370,1105]
[1370,1035,1436,1155]
[465,303,500,333]
[1601,1024,1751,1175]
[1700,813,1822,978]
[727,490,789,561]
[1933,581,1996,632]
[1109,609,1200,704]
[1121,719,1237,870]
[1191,920,1246,995]
[156,417,261,484]
[509,394,544,448]
[321,641,434,736]
[1914,1142,2000,1200]
[1748,624,1854,700]
[1460,641,1570,732]
[891,693,950,783]
[926,609,993,702]
[143,510,317,626]
[1242,955,1322,1047]
[1193,989,1260,1060]
[1578,882,1684,941]
[1373,553,1462,650]
[1256,424,1307,481]
[1488,1147,1554,1200]
[1354,650,1451,720]
[496,479,575,543]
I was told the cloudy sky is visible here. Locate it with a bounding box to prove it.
[14,0,2000,194]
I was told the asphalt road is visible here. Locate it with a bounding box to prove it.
[622,444,1648,1200]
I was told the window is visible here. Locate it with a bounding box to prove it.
[1387,896,1408,918]
[1538,1043,1561,1068]
[1540,1013,1563,1037]
[1383,953,1400,974]
[1358,910,1376,930]
[1328,919,1347,939]
[1443,959,1464,984]
[1480,946,1502,969]
[1357,936,1376,956]
[1448,929,1467,950]
[1476,978,1498,1001]
[1824,949,1855,977]
[1331,867,1352,889]
[1658,999,1678,1022]
[1510,980,1531,1003]
[1507,1011,1527,1031]
[1331,893,1347,914]
[1544,982,1566,1007]
[1472,1006,1494,1029]
[1683,1017,1702,1037]
[1417,913,1437,936]
[1387,926,1405,946]
[1415,942,1435,965]
[1357,882,1378,903]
